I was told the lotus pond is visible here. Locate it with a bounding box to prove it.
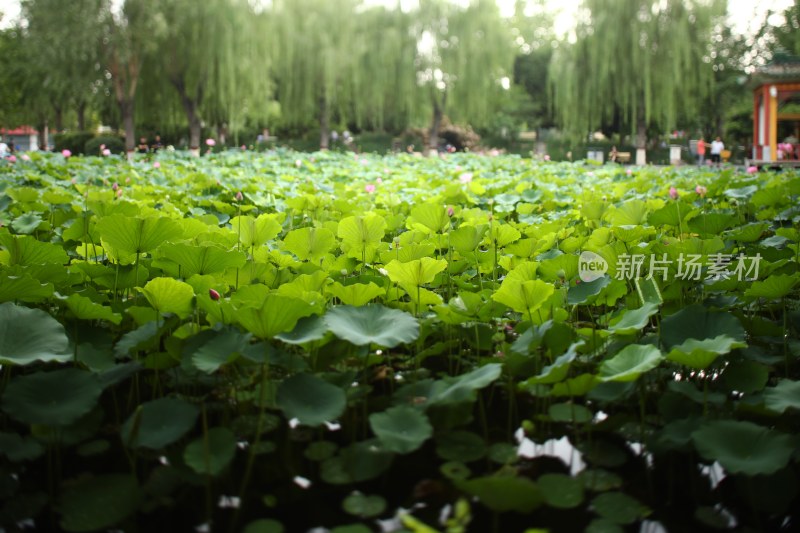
[0,151,799,533]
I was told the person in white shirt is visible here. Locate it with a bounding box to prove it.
[0,142,9,157]
[710,136,724,165]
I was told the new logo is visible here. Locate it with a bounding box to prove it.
[578,251,608,282]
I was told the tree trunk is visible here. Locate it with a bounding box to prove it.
[37,118,48,151]
[53,106,63,133]
[172,76,203,155]
[635,113,647,165]
[77,101,86,131]
[427,90,447,156]
[120,98,136,158]
[319,97,330,150]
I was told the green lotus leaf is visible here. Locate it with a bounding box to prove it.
[275,315,329,344]
[720,360,769,393]
[324,304,419,347]
[436,431,487,462]
[64,293,122,324]
[666,335,745,369]
[159,242,246,276]
[384,257,447,289]
[598,344,663,382]
[235,294,317,338]
[277,373,346,427]
[337,214,386,255]
[538,473,584,509]
[283,226,336,262]
[493,278,554,315]
[96,214,182,255]
[525,341,583,384]
[183,427,237,476]
[724,221,768,242]
[327,281,386,306]
[648,202,690,227]
[687,213,736,235]
[407,202,450,234]
[0,274,53,303]
[321,440,393,484]
[120,397,199,449]
[230,214,283,248]
[608,303,659,335]
[243,519,285,533]
[0,232,69,266]
[591,492,650,524]
[11,212,43,234]
[0,431,45,462]
[429,363,503,405]
[763,380,800,413]
[450,224,488,254]
[691,420,796,476]
[455,475,543,513]
[744,273,799,300]
[605,199,648,226]
[490,223,522,247]
[0,302,71,365]
[660,305,745,349]
[369,405,433,454]
[567,275,611,305]
[191,328,251,373]
[342,492,387,518]
[58,474,140,532]
[2,368,102,427]
[139,277,195,318]
[551,373,601,396]
[548,402,593,423]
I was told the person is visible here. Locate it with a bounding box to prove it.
[710,136,724,166]
[609,145,619,163]
[137,137,149,154]
[696,137,706,165]
[151,135,163,152]
[0,140,8,157]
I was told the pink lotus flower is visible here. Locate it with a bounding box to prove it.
[100,144,106,150]
[21,154,30,161]
[459,172,473,184]
[102,148,111,156]
[235,191,244,201]
[695,185,707,197]
[112,182,119,191]
[62,149,71,158]
[544,154,550,161]
[447,206,455,217]
[206,138,216,147]
[7,155,16,163]
[71,177,77,185]
[669,186,679,200]
[747,166,758,174]
[376,177,383,184]
[626,169,632,176]
[241,145,246,150]
[153,161,161,169]
[116,189,123,198]
[209,288,221,301]
[365,183,376,193]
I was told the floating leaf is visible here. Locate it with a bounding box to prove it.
[538,473,584,509]
[591,492,649,524]
[184,427,237,476]
[121,397,199,449]
[691,420,795,476]
[324,305,419,347]
[436,431,487,462]
[369,405,433,454]
[2,369,102,427]
[342,492,387,518]
[243,519,285,533]
[0,302,70,365]
[277,373,346,427]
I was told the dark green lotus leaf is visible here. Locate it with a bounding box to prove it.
[0,274,53,303]
[64,293,122,324]
[578,469,623,492]
[548,402,593,423]
[436,431,487,462]
[763,380,800,413]
[342,491,386,518]
[159,242,247,276]
[277,373,346,427]
[591,492,650,524]
[0,302,71,365]
[321,440,393,484]
[183,427,237,476]
[304,441,338,462]
[660,305,745,349]
[2,368,102,427]
[191,328,250,374]
[120,397,199,449]
[0,431,45,462]
[456,475,543,513]
[324,304,419,347]
[58,474,140,532]
[666,335,745,369]
[744,273,799,300]
[11,212,43,234]
[608,303,659,335]
[691,420,796,476]
[538,473,584,509]
[369,405,433,454]
[567,275,610,305]
[720,360,769,393]
[243,519,285,533]
[0,232,69,266]
[275,315,329,345]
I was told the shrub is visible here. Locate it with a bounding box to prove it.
[85,135,125,156]
[54,132,95,155]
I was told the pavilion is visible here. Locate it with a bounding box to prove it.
[750,56,800,164]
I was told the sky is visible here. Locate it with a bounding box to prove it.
[0,0,793,36]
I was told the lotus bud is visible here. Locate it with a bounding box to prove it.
[209,288,221,301]
[235,191,244,201]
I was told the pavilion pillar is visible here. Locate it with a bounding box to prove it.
[769,86,778,162]
[753,88,760,160]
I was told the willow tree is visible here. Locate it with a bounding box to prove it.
[411,0,515,153]
[549,0,725,159]
[101,0,165,155]
[150,0,269,153]
[271,0,361,150]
